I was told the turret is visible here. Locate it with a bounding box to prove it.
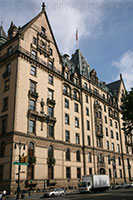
[0,24,7,46]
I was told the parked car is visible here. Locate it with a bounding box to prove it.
[114,183,131,189]
[43,188,65,197]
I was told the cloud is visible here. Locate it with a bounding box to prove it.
[112,50,133,91]
[34,0,105,54]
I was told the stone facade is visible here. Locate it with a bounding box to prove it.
[0,4,132,194]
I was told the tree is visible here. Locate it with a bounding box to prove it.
[121,88,133,136]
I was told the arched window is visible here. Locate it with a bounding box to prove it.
[28,142,34,157]
[27,142,35,180]
[66,149,70,161]
[48,145,53,159]
[76,150,80,162]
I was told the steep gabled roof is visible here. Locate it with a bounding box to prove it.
[20,7,61,61]
[71,49,91,79]
[107,80,121,92]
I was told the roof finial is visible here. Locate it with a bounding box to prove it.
[42,2,46,11]
[120,73,122,80]
[1,21,3,26]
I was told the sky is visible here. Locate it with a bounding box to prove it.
[0,0,133,90]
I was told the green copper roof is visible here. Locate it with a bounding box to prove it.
[0,25,7,39]
[0,25,7,46]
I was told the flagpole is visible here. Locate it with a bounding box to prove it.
[76,28,79,50]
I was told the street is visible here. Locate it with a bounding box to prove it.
[7,188,133,200]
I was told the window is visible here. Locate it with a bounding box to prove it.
[111,130,114,139]
[97,138,103,148]
[98,154,104,163]
[48,75,53,85]
[76,150,80,162]
[31,50,37,59]
[73,90,77,100]
[29,99,35,111]
[65,98,69,108]
[0,142,5,157]
[3,97,8,111]
[116,132,119,140]
[66,167,71,179]
[105,116,107,124]
[88,152,92,163]
[30,81,36,93]
[73,77,78,85]
[27,142,35,180]
[48,89,53,100]
[48,145,53,159]
[110,119,112,126]
[108,155,111,164]
[0,165,3,180]
[65,130,70,142]
[4,79,9,91]
[118,157,121,165]
[88,136,91,146]
[65,113,69,124]
[84,82,87,89]
[119,169,122,178]
[29,120,35,133]
[106,128,108,136]
[48,61,53,69]
[117,144,120,152]
[1,117,7,134]
[50,48,53,56]
[104,105,106,112]
[86,107,89,116]
[77,168,81,179]
[48,106,53,117]
[112,143,115,151]
[75,117,79,127]
[41,26,46,36]
[109,169,112,178]
[30,66,36,76]
[42,41,46,49]
[63,85,67,95]
[107,141,109,150]
[103,94,105,99]
[85,95,88,103]
[33,37,37,45]
[76,133,80,144]
[87,120,90,130]
[89,168,92,175]
[115,121,118,129]
[66,149,70,161]
[6,63,11,73]
[74,103,78,112]
[64,72,68,79]
[48,125,54,138]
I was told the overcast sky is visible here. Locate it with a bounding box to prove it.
[0,0,133,90]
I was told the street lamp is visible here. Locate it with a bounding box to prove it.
[14,142,25,199]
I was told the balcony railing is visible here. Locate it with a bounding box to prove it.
[28,90,39,99]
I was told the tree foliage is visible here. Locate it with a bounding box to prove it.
[121,88,133,135]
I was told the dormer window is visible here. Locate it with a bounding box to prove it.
[64,72,68,79]
[31,50,37,59]
[74,77,77,85]
[41,26,46,36]
[48,61,53,69]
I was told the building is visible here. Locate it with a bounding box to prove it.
[0,3,132,193]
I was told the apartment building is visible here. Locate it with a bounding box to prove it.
[0,3,132,193]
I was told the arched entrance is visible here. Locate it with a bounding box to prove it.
[100,168,106,174]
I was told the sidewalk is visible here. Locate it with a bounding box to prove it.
[6,189,79,199]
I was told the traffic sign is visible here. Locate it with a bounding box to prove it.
[13,162,28,166]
